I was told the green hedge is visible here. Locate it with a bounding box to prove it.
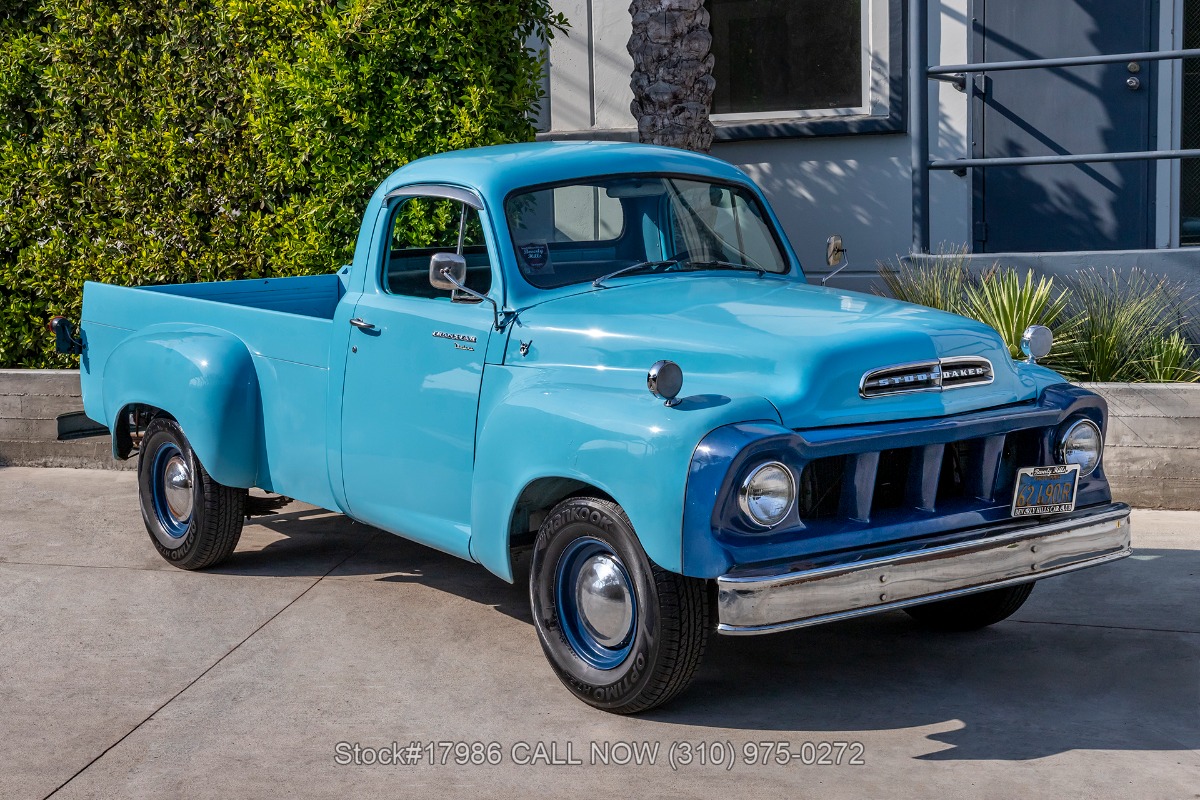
[0,0,565,367]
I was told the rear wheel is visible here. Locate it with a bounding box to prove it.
[904,583,1035,631]
[529,496,709,714]
[138,417,245,570]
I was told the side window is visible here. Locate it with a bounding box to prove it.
[383,196,492,299]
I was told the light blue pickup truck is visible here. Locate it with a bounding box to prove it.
[68,141,1130,713]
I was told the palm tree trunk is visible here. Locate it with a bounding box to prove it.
[627,0,716,153]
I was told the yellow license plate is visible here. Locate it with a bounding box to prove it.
[1011,464,1080,517]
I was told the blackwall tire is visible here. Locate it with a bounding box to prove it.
[904,583,1035,631]
[138,417,246,570]
[529,496,709,714]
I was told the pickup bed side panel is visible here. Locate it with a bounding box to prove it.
[81,281,341,508]
[470,365,782,582]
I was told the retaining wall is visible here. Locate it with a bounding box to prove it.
[1,370,1196,508]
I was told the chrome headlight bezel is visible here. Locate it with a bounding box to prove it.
[1056,417,1103,477]
[737,461,797,529]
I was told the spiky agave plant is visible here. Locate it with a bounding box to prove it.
[1063,268,1199,383]
[1136,332,1200,382]
[875,244,974,314]
[962,267,1072,362]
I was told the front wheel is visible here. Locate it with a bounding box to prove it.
[529,497,709,714]
[904,583,1035,631]
[138,417,246,570]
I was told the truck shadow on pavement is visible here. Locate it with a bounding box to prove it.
[217,507,1199,763]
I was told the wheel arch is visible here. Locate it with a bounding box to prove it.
[468,375,783,583]
[506,476,616,550]
[100,326,261,487]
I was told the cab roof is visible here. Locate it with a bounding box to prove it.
[381,140,753,201]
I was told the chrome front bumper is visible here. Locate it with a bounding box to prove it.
[716,503,1131,635]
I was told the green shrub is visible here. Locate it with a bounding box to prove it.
[875,244,974,315]
[1060,267,1200,383]
[0,0,566,367]
[877,256,1199,383]
[1139,332,1200,382]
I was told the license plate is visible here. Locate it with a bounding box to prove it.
[1011,464,1080,517]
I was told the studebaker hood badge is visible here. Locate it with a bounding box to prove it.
[860,357,994,398]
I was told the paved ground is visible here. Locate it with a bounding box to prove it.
[0,467,1196,799]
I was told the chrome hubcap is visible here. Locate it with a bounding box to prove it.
[163,456,193,522]
[574,554,634,648]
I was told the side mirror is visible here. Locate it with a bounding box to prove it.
[826,234,846,267]
[821,235,849,287]
[1021,325,1054,364]
[429,252,467,291]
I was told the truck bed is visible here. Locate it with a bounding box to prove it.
[144,273,344,320]
[80,271,350,508]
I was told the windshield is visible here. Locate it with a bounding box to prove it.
[504,175,791,289]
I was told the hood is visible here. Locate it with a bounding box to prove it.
[507,274,1050,428]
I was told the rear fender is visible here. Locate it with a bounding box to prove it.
[102,326,260,487]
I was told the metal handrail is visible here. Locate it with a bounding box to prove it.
[929,47,1200,76]
[930,149,1200,170]
[910,1,1200,253]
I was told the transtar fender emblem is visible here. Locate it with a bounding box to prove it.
[432,331,478,343]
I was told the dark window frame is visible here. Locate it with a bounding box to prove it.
[710,0,906,142]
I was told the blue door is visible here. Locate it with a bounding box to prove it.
[972,0,1156,251]
[339,191,497,558]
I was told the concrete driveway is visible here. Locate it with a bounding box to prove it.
[1,467,1197,799]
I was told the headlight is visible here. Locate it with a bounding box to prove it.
[738,461,796,528]
[1056,418,1103,476]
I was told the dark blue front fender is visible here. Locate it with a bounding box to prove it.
[682,384,1112,578]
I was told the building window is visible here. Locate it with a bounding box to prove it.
[707,0,862,116]
[705,0,893,126]
[537,0,901,141]
[1182,0,1200,246]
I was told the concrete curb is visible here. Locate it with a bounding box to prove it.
[1,370,1197,507]
[1081,382,1200,510]
[0,370,133,471]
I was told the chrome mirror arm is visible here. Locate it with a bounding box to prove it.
[821,256,850,287]
[440,268,506,331]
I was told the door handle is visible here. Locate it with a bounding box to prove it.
[1126,76,1141,91]
[349,318,375,330]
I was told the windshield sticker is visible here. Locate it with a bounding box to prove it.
[518,241,552,274]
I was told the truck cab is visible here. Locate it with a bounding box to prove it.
[75,141,1131,713]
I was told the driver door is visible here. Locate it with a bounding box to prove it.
[339,190,496,558]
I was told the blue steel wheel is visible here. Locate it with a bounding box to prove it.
[554,537,637,670]
[137,416,246,570]
[529,496,710,714]
[148,442,193,545]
